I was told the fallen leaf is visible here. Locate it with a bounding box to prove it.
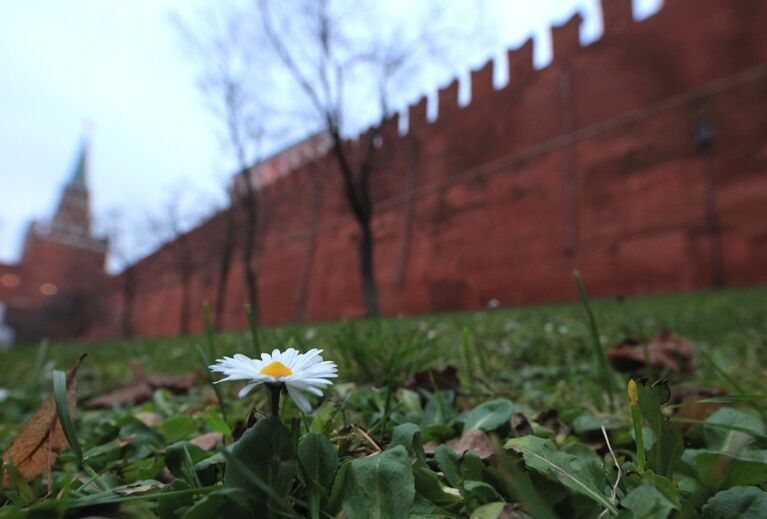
[2,354,85,488]
[451,428,494,461]
[533,409,565,436]
[118,434,137,448]
[606,331,696,374]
[134,411,163,427]
[129,358,146,379]
[112,480,164,496]
[85,382,153,409]
[423,441,440,455]
[190,432,223,451]
[404,366,459,392]
[670,386,726,432]
[510,413,532,438]
[145,373,199,393]
[84,373,199,409]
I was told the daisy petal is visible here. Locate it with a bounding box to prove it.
[238,382,261,398]
[286,385,312,413]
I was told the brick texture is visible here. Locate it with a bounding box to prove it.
[88,0,767,339]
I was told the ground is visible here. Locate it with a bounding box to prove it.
[0,286,765,518]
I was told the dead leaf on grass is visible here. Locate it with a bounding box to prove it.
[606,331,696,374]
[134,411,163,427]
[405,366,459,393]
[113,480,164,496]
[2,354,85,488]
[190,432,223,451]
[84,366,199,409]
[510,413,532,438]
[451,428,495,461]
[670,385,726,431]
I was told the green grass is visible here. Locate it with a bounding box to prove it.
[2,286,765,394]
[0,286,765,518]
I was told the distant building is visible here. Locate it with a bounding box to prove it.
[0,141,108,342]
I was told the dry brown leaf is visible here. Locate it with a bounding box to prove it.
[510,413,532,438]
[2,354,85,489]
[404,366,459,393]
[190,432,223,451]
[134,411,163,427]
[671,385,726,432]
[606,331,696,374]
[84,372,199,409]
[113,481,163,496]
[533,409,566,436]
[451,428,495,461]
[84,382,153,409]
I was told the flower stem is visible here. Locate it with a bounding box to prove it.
[269,384,281,417]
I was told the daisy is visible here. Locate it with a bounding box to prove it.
[209,348,337,413]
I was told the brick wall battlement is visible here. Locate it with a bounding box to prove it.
[90,0,767,338]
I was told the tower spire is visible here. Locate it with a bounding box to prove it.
[52,138,93,235]
[68,139,88,190]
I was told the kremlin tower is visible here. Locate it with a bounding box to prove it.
[0,141,108,342]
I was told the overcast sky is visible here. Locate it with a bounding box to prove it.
[0,0,661,268]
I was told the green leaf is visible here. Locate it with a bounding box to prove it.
[205,410,232,436]
[505,436,617,515]
[298,433,338,519]
[181,487,251,519]
[343,445,415,519]
[224,417,294,513]
[692,450,767,492]
[409,493,457,518]
[298,432,338,490]
[157,479,193,519]
[434,444,462,489]
[635,381,683,477]
[165,442,209,482]
[461,452,484,482]
[327,460,351,516]
[461,480,502,505]
[620,482,675,519]
[390,423,427,464]
[461,399,526,434]
[641,470,681,510]
[412,464,462,508]
[470,502,511,519]
[701,486,767,519]
[159,416,199,444]
[703,409,765,451]
[52,369,82,464]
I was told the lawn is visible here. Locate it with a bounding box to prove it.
[0,285,766,518]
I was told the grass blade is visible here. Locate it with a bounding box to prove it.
[573,270,616,410]
[246,303,262,356]
[195,344,227,422]
[627,380,646,473]
[52,370,82,465]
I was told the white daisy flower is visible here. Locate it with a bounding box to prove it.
[209,348,337,413]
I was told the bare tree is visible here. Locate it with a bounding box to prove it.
[144,186,212,336]
[173,7,285,326]
[258,0,482,316]
[98,208,138,338]
[176,0,487,317]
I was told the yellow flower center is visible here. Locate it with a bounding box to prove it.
[260,361,292,378]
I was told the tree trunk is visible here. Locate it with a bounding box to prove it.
[180,266,191,336]
[239,176,260,324]
[121,268,135,338]
[214,207,236,330]
[359,219,380,317]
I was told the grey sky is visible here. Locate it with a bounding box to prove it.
[0,0,661,268]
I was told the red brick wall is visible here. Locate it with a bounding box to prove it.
[91,0,767,339]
